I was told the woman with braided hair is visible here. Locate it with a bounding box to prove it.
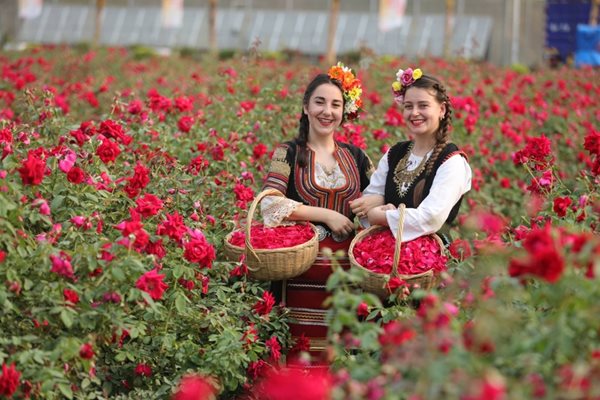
[260,64,373,366]
[350,68,471,245]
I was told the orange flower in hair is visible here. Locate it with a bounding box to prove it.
[328,62,363,120]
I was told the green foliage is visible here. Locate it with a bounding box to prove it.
[0,46,598,399]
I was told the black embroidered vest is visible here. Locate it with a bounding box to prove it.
[384,141,465,227]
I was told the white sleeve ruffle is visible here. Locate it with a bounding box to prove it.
[260,195,302,227]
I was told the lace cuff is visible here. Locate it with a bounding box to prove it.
[260,195,302,227]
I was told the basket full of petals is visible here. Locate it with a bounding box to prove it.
[349,204,447,298]
[223,189,319,281]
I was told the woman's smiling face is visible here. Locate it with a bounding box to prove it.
[304,83,344,139]
[402,86,446,138]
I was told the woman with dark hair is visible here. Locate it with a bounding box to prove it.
[261,64,374,366]
[350,68,471,245]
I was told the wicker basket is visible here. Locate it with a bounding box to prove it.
[223,188,318,281]
[349,204,444,298]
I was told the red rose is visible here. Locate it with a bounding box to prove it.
[508,250,565,283]
[211,145,224,161]
[379,320,416,346]
[252,143,268,159]
[233,183,254,208]
[99,119,131,145]
[448,238,472,260]
[0,362,21,398]
[183,237,216,269]
[156,212,187,243]
[508,225,565,283]
[265,336,281,362]
[50,252,74,280]
[513,135,553,170]
[63,289,79,305]
[134,363,152,377]
[145,239,166,259]
[136,268,169,300]
[253,291,275,316]
[66,166,85,184]
[96,139,121,163]
[583,128,600,156]
[553,196,572,218]
[356,302,370,318]
[177,116,194,133]
[79,343,95,359]
[253,367,332,400]
[187,155,208,175]
[135,193,163,218]
[172,374,216,400]
[247,360,268,380]
[124,162,150,198]
[130,163,150,188]
[18,151,46,185]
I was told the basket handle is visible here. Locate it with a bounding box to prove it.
[244,188,285,269]
[391,203,406,278]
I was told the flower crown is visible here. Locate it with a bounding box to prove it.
[392,67,423,104]
[327,62,363,120]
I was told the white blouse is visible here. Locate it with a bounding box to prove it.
[363,149,472,241]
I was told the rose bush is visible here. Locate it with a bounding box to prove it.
[0,45,598,399]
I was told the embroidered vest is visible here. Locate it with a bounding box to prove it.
[384,141,465,226]
[264,139,372,218]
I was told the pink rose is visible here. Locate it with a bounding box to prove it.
[400,68,414,86]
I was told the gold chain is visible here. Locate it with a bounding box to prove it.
[393,143,428,198]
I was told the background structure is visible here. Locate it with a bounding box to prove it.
[0,0,562,67]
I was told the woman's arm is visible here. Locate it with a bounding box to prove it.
[382,154,472,241]
[350,149,389,216]
[287,205,354,237]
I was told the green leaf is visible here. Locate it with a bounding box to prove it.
[51,195,65,209]
[60,309,73,329]
[173,263,184,279]
[58,382,73,399]
[111,267,126,282]
[175,293,188,313]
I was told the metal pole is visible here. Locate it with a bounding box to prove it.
[503,0,511,65]
[445,0,456,58]
[511,0,521,64]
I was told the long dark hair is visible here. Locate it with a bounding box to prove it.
[405,74,453,176]
[296,74,345,168]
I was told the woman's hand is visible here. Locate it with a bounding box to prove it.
[349,195,385,218]
[367,204,395,226]
[324,210,355,237]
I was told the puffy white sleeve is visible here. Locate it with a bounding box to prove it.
[385,154,472,242]
[260,196,302,227]
[362,150,390,197]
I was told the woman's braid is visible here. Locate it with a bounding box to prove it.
[425,82,452,176]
